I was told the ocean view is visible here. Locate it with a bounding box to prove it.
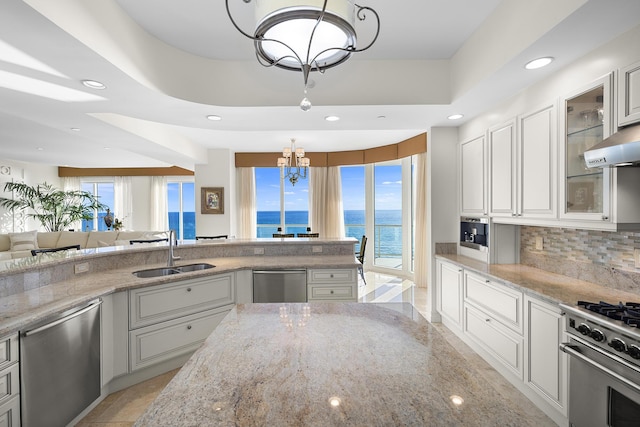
[165,210,402,256]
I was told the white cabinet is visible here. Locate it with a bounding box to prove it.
[525,296,568,416]
[460,135,487,215]
[518,103,557,218]
[128,274,235,371]
[0,334,19,427]
[307,268,357,302]
[464,271,523,333]
[488,119,517,217]
[435,259,463,329]
[619,60,640,126]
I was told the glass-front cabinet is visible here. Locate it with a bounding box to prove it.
[560,74,612,221]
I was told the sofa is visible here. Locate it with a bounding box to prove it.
[0,230,169,259]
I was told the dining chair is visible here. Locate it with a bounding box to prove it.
[296,233,319,237]
[31,244,81,256]
[355,235,367,284]
[195,235,228,240]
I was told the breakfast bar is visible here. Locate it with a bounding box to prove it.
[135,303,555,426]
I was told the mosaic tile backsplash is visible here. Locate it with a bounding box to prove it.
[520,226,640,294]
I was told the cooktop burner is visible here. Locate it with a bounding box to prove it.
[577,301,640,327]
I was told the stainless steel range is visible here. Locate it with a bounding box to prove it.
[560,301,640,426]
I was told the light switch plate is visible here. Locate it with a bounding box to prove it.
[74,262,89,274]
[535,236,543,251]
[312,246,322,253]
[254,247,264,255]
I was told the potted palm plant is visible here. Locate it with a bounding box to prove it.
[0,182,108,232]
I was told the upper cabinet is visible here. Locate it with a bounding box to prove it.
[618,60,640,126]
[488,119,517,217]
[559,74,612,222]
[518,103,558,219]
[460,136,487,216]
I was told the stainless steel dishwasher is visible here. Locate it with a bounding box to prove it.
[253,270,307,302]
[20,299,102,427]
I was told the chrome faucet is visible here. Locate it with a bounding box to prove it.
[168,229,180,267]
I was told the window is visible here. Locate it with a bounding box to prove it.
[81,180,114,231]
[341,166,365,251]
[167,180,195,240]
[255,167,309,236]
[374,161,403,269]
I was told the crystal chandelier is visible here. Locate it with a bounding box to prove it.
[277,138,310,185]
[225,0,380,111]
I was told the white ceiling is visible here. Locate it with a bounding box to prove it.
[0,0,639,170]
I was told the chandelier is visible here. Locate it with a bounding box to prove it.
[277,139,310,185]
[225,0,380,111]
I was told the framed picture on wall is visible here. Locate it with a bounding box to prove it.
[201,187,224,214]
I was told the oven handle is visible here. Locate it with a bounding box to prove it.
[560,343,640,394]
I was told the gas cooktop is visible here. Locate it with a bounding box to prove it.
[577,301,640,327]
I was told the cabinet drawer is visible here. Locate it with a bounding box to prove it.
[0,364,18,407]
[0,395,19,427]
[464,272,522,333]
[308,285,356,301]
[130,274,234,329]
[0,335,18,372]
[307,269,356,284]
[465,304,523,379]
[130,306,231,371]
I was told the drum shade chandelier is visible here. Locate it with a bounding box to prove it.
[225,0,380,111]
[278,139,309,185]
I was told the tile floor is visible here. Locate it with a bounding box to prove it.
[75,272,425,426]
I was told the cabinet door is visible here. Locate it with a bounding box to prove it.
[518,104,557,218]
[460,136,486,215]
[525,296,567,415]
[464,271,523,334]
[619,60,640,126]
[436,260,463,328]
[489,119,517,217]
[560,75,612,223]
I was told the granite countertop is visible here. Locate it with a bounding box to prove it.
[0,255,358,336]
[135,303,555,427]
[436,254,640,305]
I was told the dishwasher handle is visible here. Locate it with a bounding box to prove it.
[253,270,306,274]
[22,299,102,337]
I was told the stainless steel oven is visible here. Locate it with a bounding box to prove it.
[560,302,640,427]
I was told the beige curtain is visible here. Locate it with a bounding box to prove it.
[236,167,256,238]
[62,177,82,231]
[309,167,345,238]
[114,176,132,230]
[413,152,428,288]
[149,176,168,231]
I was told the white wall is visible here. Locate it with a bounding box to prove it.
[194,149,235,237]
[426,127,459,322]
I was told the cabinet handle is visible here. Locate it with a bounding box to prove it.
[485,280,490,283]
[485,318,491,322]
[330,290,334,294]
[187,325,192,330]
[186,288,192,292]
[511,213,516,217]
[602,216,609,221]
[330,274,334,278]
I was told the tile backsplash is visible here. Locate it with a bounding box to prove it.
[520,226,640,294]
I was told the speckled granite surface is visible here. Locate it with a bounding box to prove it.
[437,254,640,305]
[135,303,555,427]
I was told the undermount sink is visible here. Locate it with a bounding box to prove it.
[132,263,215,278]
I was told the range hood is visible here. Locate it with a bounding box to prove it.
[584,123,640,167]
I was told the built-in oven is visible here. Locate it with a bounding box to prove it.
[560,301,640,427]
[459,216,489,251]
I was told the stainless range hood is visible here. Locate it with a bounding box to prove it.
[584,123,640,167]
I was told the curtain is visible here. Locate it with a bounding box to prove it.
[309,167,345,238]
[150,176,168,231]
[114,176,132,230]
[62,177,82,231]
[413,152,428,288]
[236,167,256,238]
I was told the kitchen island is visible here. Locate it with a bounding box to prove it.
[135,303,555,426]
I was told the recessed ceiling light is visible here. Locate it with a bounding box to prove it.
[207,115,222,121]
[377,115,386,119]
[70,128,80,132]
[448,114,464,120]
[325,115,340,122]
[524,57,554,70]
[36,147,44,151]
[82,79,106,90]
[103,147,110,150]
